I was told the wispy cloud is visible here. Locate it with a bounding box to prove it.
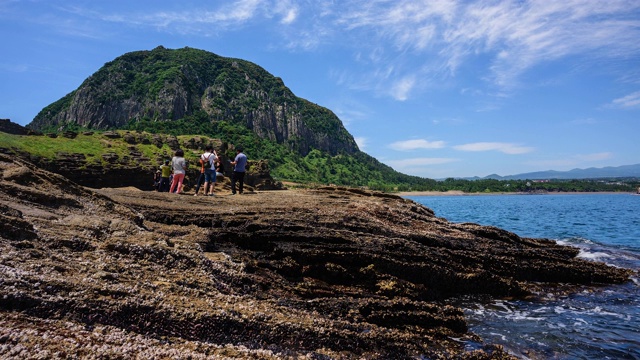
[574,152,614,162]
[33,1,640,101]
[453,142,534,154]
[571,118,598,125]
[394,157,459,168]
[26,6,114,39]
[58,0,291,33]
[116,0,265,30]
[275,0,298,25]
[389,139,446,151]
[354,136,367,151]
[389,76,416,101]
[391,157,461,178]
[331,96,372,127]
[332,0,640,98]
[610,91,640,109]
[528,152,613,168]
[0,63,29,73]
[390,139,533,155]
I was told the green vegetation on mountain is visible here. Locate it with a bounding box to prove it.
[429,177,639,193]
[27,46,442,189]
[30,46,357,156]
[22,46,640,192]
[120,111,436,189]
[3,130,637,193]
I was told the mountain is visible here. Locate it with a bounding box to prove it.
[26,46,442,190]
[29,46,357,158]
[483,164,640,180]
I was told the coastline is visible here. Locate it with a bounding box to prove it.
[395,190,634,197]
[1,147,635,359]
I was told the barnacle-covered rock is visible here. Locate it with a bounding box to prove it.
[0,152,632,359]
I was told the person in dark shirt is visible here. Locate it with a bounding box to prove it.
[230,147,247,195]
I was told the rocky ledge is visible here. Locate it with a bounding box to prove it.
[0,152,633,359]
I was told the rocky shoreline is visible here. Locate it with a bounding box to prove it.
[0,152,633,359]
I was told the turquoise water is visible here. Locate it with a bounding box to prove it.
[405,193,640,359]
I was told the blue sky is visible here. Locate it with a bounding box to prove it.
[1,0,639,178]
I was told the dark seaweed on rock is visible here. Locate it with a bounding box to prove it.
[0,152,632,359]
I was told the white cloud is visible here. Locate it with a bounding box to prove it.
[574,152,614,162]
[389,75,416,101]
[354,136,367,150]
[571,118,598,125]
[453,142,534,154]
[272,0,298,24]
[331,96,372,127]
[528,152,614,168]
[47,1,640,99]
[394,157,459,168]
[0,63,29,72]
[63,0,270,31]
[332,0,640,96]
[441,1,640,88]
[201,0,263,23]
[389,139,446,151]
[389,157,461,178]
[280,8,297,24]
[610,91,640,108]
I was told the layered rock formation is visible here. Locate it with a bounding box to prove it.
[0,153,632,359]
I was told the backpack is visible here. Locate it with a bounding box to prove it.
[201,154,212,169]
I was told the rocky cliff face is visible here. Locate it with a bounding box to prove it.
[29,46,358,157]
[0,152,633,359]
[0,119,40,135]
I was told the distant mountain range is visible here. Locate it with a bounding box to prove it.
[480,163,640,180]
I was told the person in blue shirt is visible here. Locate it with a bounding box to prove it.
[230,146,247,195]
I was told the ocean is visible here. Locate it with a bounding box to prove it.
[405,193,640,359]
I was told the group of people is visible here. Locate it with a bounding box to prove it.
[154,146,248,196]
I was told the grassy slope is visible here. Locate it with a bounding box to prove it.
[3,131,637,192]
[1,131,202,170]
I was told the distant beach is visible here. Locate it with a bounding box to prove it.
[396,190,514,196]
[396,190,633,196]
[396,190,466,196]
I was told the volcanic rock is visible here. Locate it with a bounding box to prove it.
[0,153,632,359]
[0,119,40,136]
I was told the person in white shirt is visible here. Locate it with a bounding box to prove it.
[169,149,187,194]
[194,145,218,196]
